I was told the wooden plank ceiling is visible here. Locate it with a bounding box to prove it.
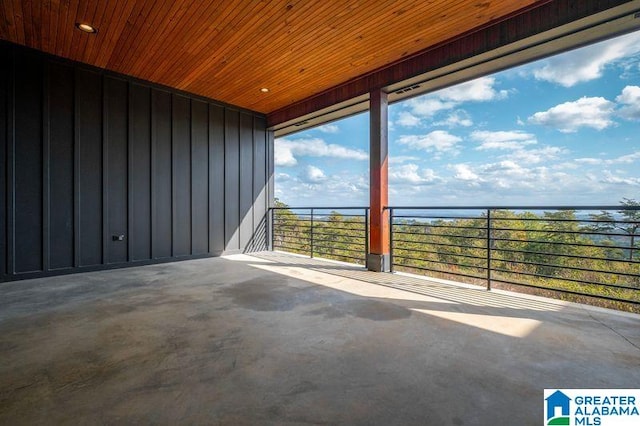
[0,0,543,115]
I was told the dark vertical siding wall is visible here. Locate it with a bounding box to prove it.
[130,84,152,261]
[172,95,192,257]
[0,42,272,282]
[224,110,240,251]
[49,62,75,270]
[191,101,209,256]
[105,77,128,265]
[0,43,7,277]
[209,106,225,255]
[152,90,173,259]
[14,53,44,273]
[77,69,103,267]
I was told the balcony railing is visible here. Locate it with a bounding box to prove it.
[269,205,640,312]
[271,207,369,265]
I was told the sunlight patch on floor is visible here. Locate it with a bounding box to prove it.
[412,309,542,338]
[248,263,456,304]
[223,254,273,263]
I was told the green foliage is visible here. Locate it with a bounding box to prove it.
[272,200,640,312]
[272,203,367,264]
[588,198,640,261]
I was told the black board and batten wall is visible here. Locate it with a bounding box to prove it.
[0,41,273,282]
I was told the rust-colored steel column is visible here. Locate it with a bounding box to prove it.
[367,89,390,272]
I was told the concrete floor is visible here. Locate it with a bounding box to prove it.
[1,252,639,425]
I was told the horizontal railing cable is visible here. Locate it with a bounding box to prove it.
[271,205,640,311]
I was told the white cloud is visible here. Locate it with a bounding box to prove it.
[481,160,524,173]
[402,76,508,120]
[616,85,640,120]
[397,131,462,156]
[576,151,640,166]
[275,137,368,167]
[396,111,421,127]
[389,164,439,185]
[317,123,340,133]
[528,96,615,132]
[405,97,455,118]
[275,143,298,166]
[504,146,566,164]
[471,130,537,150]
[601,171,640,186]
[275,171,369,207]
[532,31,640,87]
[434,110,473,128]
[437,77,508,102]
[301,165,327,183]
[389,155,420,164]
[451,164,481,183]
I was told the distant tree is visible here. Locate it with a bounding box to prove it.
[274,198,288,208]
[589,198,640,260]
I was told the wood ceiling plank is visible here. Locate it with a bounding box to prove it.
[117,0,175,75]
[46,0,61,55]
[214,2,369,78]
[41,0,51,52]
[0,1,16,43]
[161,0,260,86]
[60,0,81,58]
[76,0,101,62]
[11,0,25,45]
[178,1,290,89]
[219,0,447,107]
[43,0,60,52]
[69,0,94,58]
[32,0,43,51]
[2,0,610,114]
[217,0,443,100]
[190,3,322,90]
[240,0,517,110]
[208,0,390,100]
[93,0,140,68]
[155,0,260,86]
[80,0,109,63]
[22,0,35,49]
[82,0,114,63]
[104,0,155,71]
[52,0,70,57]
[236,0,543,111]
[130,0,212,80]
[116,0,190,75]
[158,0,244,83]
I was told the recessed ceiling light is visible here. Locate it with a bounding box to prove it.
[260,88,269,93]
[75,23,97,34]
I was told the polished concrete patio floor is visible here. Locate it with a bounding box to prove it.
[1,251,639,425]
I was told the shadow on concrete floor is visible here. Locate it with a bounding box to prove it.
[1,252,639,425]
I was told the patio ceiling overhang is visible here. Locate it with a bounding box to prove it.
[2,0,638,136]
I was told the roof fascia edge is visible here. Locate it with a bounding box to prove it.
[268,0,638,133]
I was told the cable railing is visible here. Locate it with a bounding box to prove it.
[269,205,640,312]
[389,206,640,311]
[271,207,369,265]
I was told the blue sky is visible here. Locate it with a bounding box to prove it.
[274,30,640,207]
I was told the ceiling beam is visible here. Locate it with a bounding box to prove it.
[267,0,634,128]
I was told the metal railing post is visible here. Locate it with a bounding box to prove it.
[389,208,394,273]
[486,209,492,291]
[364,208,369,265]
[269,208,274,251]
[310,208,314,258]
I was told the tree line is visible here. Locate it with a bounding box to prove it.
[272,199,640,312]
